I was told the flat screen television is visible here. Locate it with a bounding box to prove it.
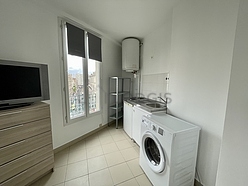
[0,59,50,109]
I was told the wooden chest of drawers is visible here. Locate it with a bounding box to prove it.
[0,102,54,186]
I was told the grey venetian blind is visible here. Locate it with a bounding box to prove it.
[88,33,102,62]
[66,23,85,58]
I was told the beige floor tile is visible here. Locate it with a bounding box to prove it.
[128,138,137,145]
[105,151,125,167]
[86,146,103,159]
[133,144,140,154]
[102,143,119,154]
[99,135,114,145]
[64,175,89,186]
[112,133,127,142]
[127,158,143,177]
[127,138,137,146]
[97,128,110,137]
[85,135,101,149]
[54,183,65,186]
[89,168,114,186]
[109,129,127,136]
[108,128,125,136]
[88,155,108,173]
[135,174,152,186]
[108,125,123,133]
[32,126,148,186]
[109,163,134,185]
[66,160,88,181]
[86,133,99,139]
[121,147,139,161]
[31,166,66,186]
[116,139,134,150]
[116,178,139,186]
[69,140,85,152]
[123,133,131,140]
[68,148,87,164]
[54,148,69,168]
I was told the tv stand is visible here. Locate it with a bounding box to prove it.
[0,102,54,185]
[0,102,33,110]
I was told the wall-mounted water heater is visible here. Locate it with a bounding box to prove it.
[122,38,140,72]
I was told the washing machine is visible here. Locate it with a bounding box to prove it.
[140,113,200,186]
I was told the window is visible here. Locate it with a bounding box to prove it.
[88,59,100,114]
[61,20,102,124]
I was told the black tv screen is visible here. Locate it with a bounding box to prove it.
[0,59,50,109]
[0,65,42,100]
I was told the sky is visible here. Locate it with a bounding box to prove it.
[67,54,96,74]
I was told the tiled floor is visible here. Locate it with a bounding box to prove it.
[32,123,152,186]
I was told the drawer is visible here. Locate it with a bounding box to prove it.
[0,132,52,166]
[0,144,53,183]
[0,156,54,186]
[0,106,50,130]
[0,118,51,148]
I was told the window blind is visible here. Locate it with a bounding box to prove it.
[88,33,102,62]
[66,23,85,58]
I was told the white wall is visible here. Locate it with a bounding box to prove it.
[141,12,172,75]
[140,13,172,100]
[216,0,248,185]
[0,0,122,149]
[140,0,239,185]
[169,1,239,185]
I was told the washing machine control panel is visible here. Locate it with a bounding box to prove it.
[158,128,164,136]
[142,117,151,127]
[151,124,157,132]
[142,116,164,136]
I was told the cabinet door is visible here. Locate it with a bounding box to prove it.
[123,102,133,138]
[132,106,150,146]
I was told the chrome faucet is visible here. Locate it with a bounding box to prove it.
[158,97,168,114]
[158,97,167,103]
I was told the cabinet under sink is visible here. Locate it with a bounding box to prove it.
[123,100,166,146]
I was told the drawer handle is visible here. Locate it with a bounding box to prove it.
[0,124,24,132]
[1,139,25,150]
[0,111,22,117]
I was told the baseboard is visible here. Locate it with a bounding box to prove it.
[194,179,203,186]
[54,123,109,154]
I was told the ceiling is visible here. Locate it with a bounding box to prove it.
[37,0,179,43]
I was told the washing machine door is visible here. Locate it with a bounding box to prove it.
[142,131,165,173]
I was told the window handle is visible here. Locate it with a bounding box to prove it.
[87,85,93,90]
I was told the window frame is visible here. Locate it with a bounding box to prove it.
[60,18,102,125]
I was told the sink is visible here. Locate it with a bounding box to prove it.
[127,97,149,105]
[126,98,167,112]
[135,100,147,104]
[129,97,146,101]
[145,103,166,108]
